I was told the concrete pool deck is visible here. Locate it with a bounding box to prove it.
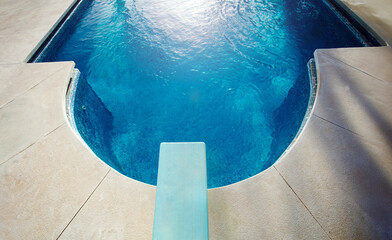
[0,0,391,239]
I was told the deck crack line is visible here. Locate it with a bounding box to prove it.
[0,64,71,109]
[313,114,364,137]
[314,114,390,147]
[318,51,390,84]
[273,166,333,240]
[0,121,66,167]
[56,169,111,240]
[313,113,364,137]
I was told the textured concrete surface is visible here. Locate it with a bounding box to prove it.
[339,0,392,45]
[0,0,76,63]
[316,46,392,83]
[276,115,392,239]
[277,47,392,239]
[0,0,392,239]
[208,168,330,240]
[0,62,72,107]
[58,171,156,240]
[0,124,109,239]
[314,47,392,145]
[0,62,74,164]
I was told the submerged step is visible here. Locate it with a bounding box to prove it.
[153,142,209,240]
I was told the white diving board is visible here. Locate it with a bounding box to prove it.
[152,142,209,240]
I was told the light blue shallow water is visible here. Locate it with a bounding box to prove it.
[38,0,365,187]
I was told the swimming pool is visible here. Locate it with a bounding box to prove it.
[35,0,374,188]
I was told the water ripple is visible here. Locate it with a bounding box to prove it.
[40,0,364,187]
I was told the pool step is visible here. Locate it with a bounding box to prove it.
[153,142,209,240]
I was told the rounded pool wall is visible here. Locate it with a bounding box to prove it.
[38,0,380,188]
[64,58,318,190]
[66,69,120,170]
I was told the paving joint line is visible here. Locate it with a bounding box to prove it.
[0,64,71,109]
[56,169,111,240]
[315,113,392,150]
[314,114,364,137]
[318,51,391,84]
[0,122,66,167]
[273,166,333,240]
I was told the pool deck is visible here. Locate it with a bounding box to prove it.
[1,0,392,239]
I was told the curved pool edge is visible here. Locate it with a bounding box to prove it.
[64,67,159,187]
[64,57,317,190]
[207,58,319,190]
[207,46,392,239]
[1,46,390,239]
[37,0,385,189]
[0,0,391,237]
[59,46,392,240]
[60,45,323,237]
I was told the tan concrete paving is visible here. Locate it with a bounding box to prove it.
[0,62,71,107]
[0,124,109,239]
[208,168,330,240]
[0,0,391,239]
[0,62,74,164]
[274,47,392,239]
[314,48,392,146]
[339,0,392,45]
[275,115,392,239]
[0,0,76,63]
[316,47,392,83]
[57,165,330,240]
[58,170,156,240]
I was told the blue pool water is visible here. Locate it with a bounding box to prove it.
[38,0,367,187]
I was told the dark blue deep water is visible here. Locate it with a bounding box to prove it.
[38,0,365,187]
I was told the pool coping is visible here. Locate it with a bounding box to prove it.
[1,0,392,239]
[34,0,381,189]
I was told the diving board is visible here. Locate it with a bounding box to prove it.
[152,142,209,240]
